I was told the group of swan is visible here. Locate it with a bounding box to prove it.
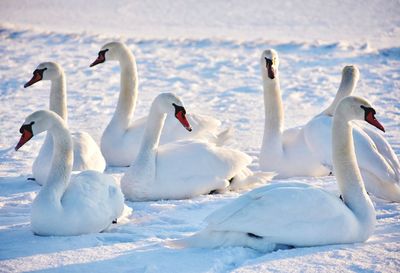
[14,43,398,252]
[17,42,272,235]
[259,49,400,202]
[172,96,380,251]
[15,110,124,236]
[24,62,106,185]
[89,42,231,167]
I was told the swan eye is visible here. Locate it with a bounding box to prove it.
[172,103,186,117]
[34,68,47,77]
[99,49,109,56]
[360,105,376,118]
[360,105,385,132]
[19,122,34,134]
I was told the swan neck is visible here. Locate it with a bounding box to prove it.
[131,103,166,181]
[262,75,283,153]
[50,74,68,122]
[332,113,375,221]
[40,121,73,203]
[111,51,138,129]
[322,73,358,116]
[138,105,166,159]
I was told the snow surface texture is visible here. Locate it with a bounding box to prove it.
[0,0,400,272]
[0,0,400,48]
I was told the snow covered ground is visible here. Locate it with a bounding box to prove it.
[0,1,399,272]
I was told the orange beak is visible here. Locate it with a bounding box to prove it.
[24,71,42,88]
[365,112,385,132]
[15,128,33,151]
[176,111,192,132]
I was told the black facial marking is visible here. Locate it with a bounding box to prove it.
[247,233,263,239]
[99,49,109,57]
[34,67,47,77]
[172,103,186,117]
[264,57,273,68]
[90,49,109,67]
[360,105,376,120]
[19,121,34,135]
[264,57,275,79]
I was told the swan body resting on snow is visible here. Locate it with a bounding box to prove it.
[90,42,230,167]
[121,93,274,201]
[171,96,380,252]
[259,49,330,177]
[15,110,124,236]
[258,50,400,201]
[302,67,400,202]
[24,62,105,185]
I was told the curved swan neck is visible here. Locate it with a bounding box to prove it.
[50,72,68,123]
[110,49,138,129]
[138,103,166,160]
[322,72,358,116]
[40,118,73,203]
[261,73,284,154]
[332,111,374,220]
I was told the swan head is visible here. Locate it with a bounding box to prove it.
[342,65,360,81]
[336,96,385,132]
[154,93,192,132]
[260,49,279,80]
[15,110,62,151]
[24,62,63,88]
[90,41,129,67]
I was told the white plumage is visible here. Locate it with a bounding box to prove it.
[90,42,231,167]
[16,110,124,236]
[170,96,379,251]
[24,62,105,185]
[121,93,274,201]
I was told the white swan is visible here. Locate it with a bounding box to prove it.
[15,110,124,236]
[259,50,400,201]
[90,42,230,167]
[24,62,106,185]
[121,93,274,201]
[259,49,330,177]
[303,68,400,202]
[171,96,380,251]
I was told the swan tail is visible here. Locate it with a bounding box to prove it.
[215,127,234,146]
[229,169,276,191]
[167,229,276,252]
